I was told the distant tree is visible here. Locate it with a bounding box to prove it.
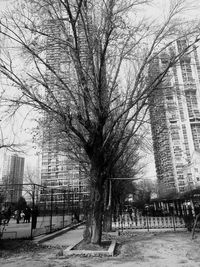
[23,166,40,203]
[109,139,141,210]
[0,126,24,152]
[132,179,156,209]
[17,196,27,211]
[102,137,141,231]
[0,189,6,209]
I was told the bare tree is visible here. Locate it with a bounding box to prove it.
[0,0,200,244]
[0,119,26,152]
[132,179,157,210]
[21,166,40,203]
[0,142,24,152]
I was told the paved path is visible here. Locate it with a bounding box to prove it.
[42,225,85,247]
[2,216,71,239]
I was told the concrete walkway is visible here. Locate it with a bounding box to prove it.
[41,225,85,247]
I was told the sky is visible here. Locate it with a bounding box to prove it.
[0,0,41,173]
[1,0,200,180]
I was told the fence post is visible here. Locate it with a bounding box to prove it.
[30,184,35,239]
[172,207,176,231]
[63,190,66,228]
[146,214,150,232]
[50,189,53,233]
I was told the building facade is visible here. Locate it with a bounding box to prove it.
[40,7,89,206]
[149,40,200,198]
[1,153,25,203]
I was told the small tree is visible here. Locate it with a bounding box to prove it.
[17,196,27,211]
[132,179,156,210]
[103,138,140,231]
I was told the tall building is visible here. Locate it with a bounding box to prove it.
[41,5,89,205]
[149,39,200,198]
[1,153,25,203]
[41,18,78,189]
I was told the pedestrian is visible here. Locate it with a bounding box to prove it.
[26,206,31,223]
[4,206,12,224]
[23,208,28,223]
[21,211,25,222]
[15,210,21,224]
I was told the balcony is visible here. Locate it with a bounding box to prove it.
[180,53,191,63]
[189,117,200,123]
[184,83,196,92]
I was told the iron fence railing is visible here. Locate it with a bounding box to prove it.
[0,183,88,239]
[112,199,200,233]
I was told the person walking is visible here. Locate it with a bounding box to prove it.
[15,210,21,224]
[5,206,12,224]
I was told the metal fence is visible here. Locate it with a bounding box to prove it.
[112,199,200,233]
[0,184,88,239]
[112,212,185,232]
[2,183,200,238]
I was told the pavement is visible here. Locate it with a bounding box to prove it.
[40,224,85,247]
[33,223,186,248]
[2,215,72,239]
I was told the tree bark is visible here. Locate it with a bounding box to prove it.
[90,185,104,244]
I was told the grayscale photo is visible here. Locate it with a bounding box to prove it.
[0,0,200,266]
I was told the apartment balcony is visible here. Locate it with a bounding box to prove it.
[184,84,196,92]
[168,113,178,121]
[189,116,200,123]
[180,53,191,63]
[169,119,178,124]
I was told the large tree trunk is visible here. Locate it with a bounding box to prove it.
[85,136,106,244]
[83,175,105,245]
[90,185,104,244]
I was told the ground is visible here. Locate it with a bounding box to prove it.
[1,231,200,267]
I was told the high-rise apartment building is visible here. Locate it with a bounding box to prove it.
[41,6,89,204]
[149,40,200,198]
[1,153,25,203]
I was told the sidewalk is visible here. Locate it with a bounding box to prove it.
[39,225,85,247]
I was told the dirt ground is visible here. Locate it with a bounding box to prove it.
[1,231,200,267]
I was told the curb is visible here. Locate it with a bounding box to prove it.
[33,221,85,244]
[64,240,117,256]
